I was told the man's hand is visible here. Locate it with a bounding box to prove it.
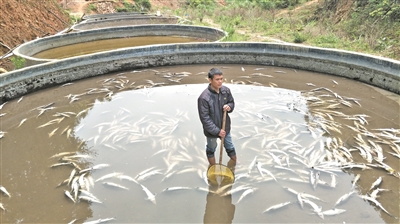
[219,129,226,138]
[223,104,231,111]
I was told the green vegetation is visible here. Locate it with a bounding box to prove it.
[173,0,399,60]
[10,56,26,69]
[68,14,81,24]
[116,0,151,12]
[86,3,97,13]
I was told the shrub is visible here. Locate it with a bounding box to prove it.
[293,32,307,43]
[10,56,26,70]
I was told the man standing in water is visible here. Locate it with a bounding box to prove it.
[198,68,236,165]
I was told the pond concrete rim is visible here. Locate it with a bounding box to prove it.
[72,16,180,32]
[2,42,399,103]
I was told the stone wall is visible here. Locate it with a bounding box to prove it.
[2,42,399,103]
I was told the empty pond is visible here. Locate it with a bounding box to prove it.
[0,65,399,223]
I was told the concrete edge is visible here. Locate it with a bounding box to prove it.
[72,16,180,31]
[82,12,146,20]
[2,42,399,103]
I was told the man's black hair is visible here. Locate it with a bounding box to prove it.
[208,68,223,79]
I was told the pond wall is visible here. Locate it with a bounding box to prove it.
[2,42,399,103]
[82,12,146,20]
[72,16,179,31]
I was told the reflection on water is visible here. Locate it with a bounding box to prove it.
[0,65,399,223]
[204,160,236,224]
[33,36,205,59]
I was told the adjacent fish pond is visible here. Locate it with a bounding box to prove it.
[0,64,399,223]
[32,36,206,59]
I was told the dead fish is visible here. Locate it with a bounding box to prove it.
[0,131,5,139]
[260,167,277,182]
[297,193,305,209]
[262,201,291,213]
[236,188,256,204]
[83,217,116,224]
[67,169,78,186]
[79,189,100,201]
[322,208,346,216]
[283,186,299,195]
[17,118,27,128]
[303,198,324,219]
[103,182,129,190]
[17,96,23,103]
[163,186,191,192]
[247,156,257,174]
[49,151,76,159]
[369,176,383,191]
[78,195,102,204]
[215,183,234,195]
[370,188,391,199]
[330,174,337,188]
[0,185,11,197]
[61,82,74,87]
[332,80,338,85]
[48,127,59,138]
[64,190,76,203]
[117,175,139,184]
[256,162,264,177]
[135,166,156,179]
[360,195,396,218]
[220,185,251,197]
[136,169,163,181]
[0,202,5,211]
[140,184,156,204]
[351,174,361,189]
[0,102,7,110]
[95,172,123,182]
[334,190,355,207]
[68,219,78,224]
[62,154,91,160]
[50,162,75,168]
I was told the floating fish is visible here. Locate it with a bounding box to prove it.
[103,182,129,190]
[83,218,116,224]
[78,195,102,204]
[95,172,123,182]
[64,190,75,203]
[322,208,346,216]
[334,190,355,207]
[17,118,27,128]
[262,201,291,213]
[236,188,256,204]
[0,185,11,197]
[83,217,116,224]
[163,187,191,192]
[369,176,383,191]
[0,202,5,211]
[140,184,156,205]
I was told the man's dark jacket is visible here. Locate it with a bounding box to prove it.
[198,84,235,138]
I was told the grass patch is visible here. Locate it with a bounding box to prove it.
[10,56,26,70]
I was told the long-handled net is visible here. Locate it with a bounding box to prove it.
[207,111,235,186]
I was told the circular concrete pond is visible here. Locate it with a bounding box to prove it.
[13,25,227,65]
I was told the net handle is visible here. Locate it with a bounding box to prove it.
[219,110,227,164]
